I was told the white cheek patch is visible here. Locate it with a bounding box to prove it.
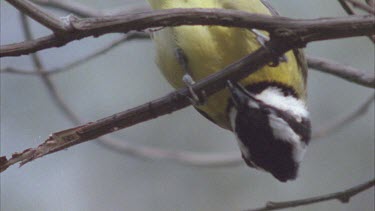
[256,87,309,120]
[268,114,306,163]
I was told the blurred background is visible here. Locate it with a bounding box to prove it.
[1,0,374,210]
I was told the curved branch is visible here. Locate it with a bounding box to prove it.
[1,9,374,57]
[247,179,375,211]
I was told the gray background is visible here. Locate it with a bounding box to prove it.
[1,0,374,210]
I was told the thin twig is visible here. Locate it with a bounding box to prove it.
[50,32,149,75]
[31,0,150,17]
[97,138,243,167]
[338,0,375,42]
[0,67,37,75]
[307,56,375,88]
[31,0,105,17]
[1,32,149,76]
[345,0,375,14]
[20,14,80,124]
[2,38,374,89]
[6,0,66,32]
[339,0,356,14]
[246,179,375,211]
[1,9,374,57]
[312,94,375,139]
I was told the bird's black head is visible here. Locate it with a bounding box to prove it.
[227,81,311,182]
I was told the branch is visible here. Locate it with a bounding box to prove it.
[307,56,375,88]
[246,178,375,211]
[1,9,374,57]
[339,0,375,42]
[1,9,374,172]
[31,0,106,17]
[345,0,375,14]
[0,36,291,172]
[5,0,67,32]
[99,94,374,166]
[312,94,375,139]
[30,0,150,17]
[2,37,374,90]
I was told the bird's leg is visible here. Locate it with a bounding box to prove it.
[251,29,288,66]
[175,48,206,105]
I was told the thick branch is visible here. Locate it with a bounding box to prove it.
[247,179,375,211]
[1,9,374,57]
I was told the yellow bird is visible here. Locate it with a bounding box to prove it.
[147,0,311,182]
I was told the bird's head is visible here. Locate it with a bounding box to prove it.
[227,81,311,182]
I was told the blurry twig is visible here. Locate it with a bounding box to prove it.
[307,56,375,88]
[1,32,149,76]
[20,13,81,124]
[2,39,374,89]
[246,178,375,211]
[345,0,375,14]
[339,0,356,14]
[97,139,242,167]
[31,0,150,17]
[31,0,106,17]
[312,94,375,139]
[7,0,66,32]
[49,32,149,75]
[339,0,375,42]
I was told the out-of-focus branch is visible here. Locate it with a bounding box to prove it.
[20,13,81,124]
[312,94,375,139]
[6,0,67,32]
[1,9,374,57]
[345,0,375,14]
[49,32,149,75]
[246,178,375,211]
[31,0,106,17]
[339,0,356,14]
[2,37,374,90]
[30,0,150,17]
[307,56,375,88]
[339,0,375,42]
[1,32,149,76]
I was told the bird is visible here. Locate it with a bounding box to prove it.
[146,0,311,182]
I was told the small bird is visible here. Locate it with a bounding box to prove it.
[147,0,311,182]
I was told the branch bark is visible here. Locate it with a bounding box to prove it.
[247,179,375,211]
[1,7,374,173]
[1,8,374,57]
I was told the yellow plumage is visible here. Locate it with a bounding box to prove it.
[147,0,307,130]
